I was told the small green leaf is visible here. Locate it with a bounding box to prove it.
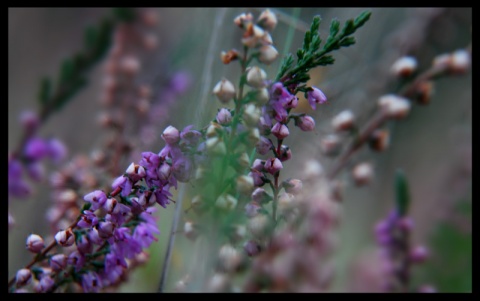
[38,77,52,105]
[112,7,135,23]
[339,36,356,47]
[84,25,98,50]
[329,18,340,37]
[340,19,355,36]
[395,169,410,216]
[59,58,76,84]
[354,10,372,29]
[297,49,305,60]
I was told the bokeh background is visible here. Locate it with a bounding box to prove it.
[8,7,472,292]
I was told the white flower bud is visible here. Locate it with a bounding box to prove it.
[247,214,271,238]
[352,162,373,186]
[242,24,265,48]
[450,49,471,74]
[184,221,198,240]
[255,87,270,105]
[119,55,140,75]
[206,137,227,155]
[282,178,303,195]
[238,152,251,169]
[304,159,323,180]
[219,244,243,272]
[258,44,279,65]
[391,56,417,77]
[213,79,236,103]
[233,12,253,28]
[246,66,267,88]
[207,273,230,292]
[26,234,45,253]
[206,121,223,138]
[236,175,254,195]
[243,104,261,126]
[332,110,355,132]
[378,94,411,119]
[248,128,260,144]
[257,9,277,31]
[215,194,237,211]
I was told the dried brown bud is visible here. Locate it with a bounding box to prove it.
[220,49,240,64]
[369,129,390,152]
[415,80,434,105]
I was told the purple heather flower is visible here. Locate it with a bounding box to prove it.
[154,186,173,208]
[157,162,171,181]
[102,265,125,287]
[96,221,115,239]
[170,71,191,94]
[76,235,93,254]
[251,187,272,204]
[68,251,86,272]
[49,253,67,272]
[251,159,265,171]
[47,138,67,163]
[25,162,45,182]
[20,110,40,131]
[106,202,131,225]
[133,223,159,248]
[297,115,316,131]
[271,122,289,140]
[180,125,202,146]
[111,175,133,197]
[83,190,107,211]
[112,227,142,259]
[279,144,292,162]
[139,151,161,168]
[15,269,32,287]
[82,271,102,293]
[410,245,429,263]
[34,275,55,293]
[271,101,288,123]
[306,87,327,110]
[105,252,128,276]
[24,137,48,160]
[245,201,262,218]
[264,157,283,174]
[243,240,262,257]
[77,210,99,229]
[55,229,75,247]
[88,227,104,245]
[256,136,273,155]
[172,157,193,183]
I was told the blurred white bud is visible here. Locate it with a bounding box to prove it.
[215,194,237,211]
[378,94,411,120]
[257,9,277,31]
[332,110,355,132]
[352,162,373,186]
[258,44,279,65]
[213,79,236,103]
[390,56,417,77]
[246,66,267,88]
[321,134,342,156]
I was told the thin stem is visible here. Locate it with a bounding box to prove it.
[158,184,186,292]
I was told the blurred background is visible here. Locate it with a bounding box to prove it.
[8,7,471,292]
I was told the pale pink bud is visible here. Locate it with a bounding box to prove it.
[271,123,289,140]
[450,49,471,74]
[282,178,303,195]
[50,253,67,271]
[378,94,411,120]
[216,108,232,125]
[215,194,238,211]
[15,269,32,287]
[258,44,279,65]
[120,55,140,75]
[251,187,272,204]
[297,115,315,131]
[352,162,373,186]
[321,134,342,156]
[257,9,277,31]
[264,157,283,174]
[184,221,199,240]
[390,56,417,77]
[55,229,75,247]
[219,244,242,272]
[246,66,267,88]
[236,175,254,195]
[332,110,355,132]
[233,12,253,28]
[162,125,180,145]
[213,79,236,103]
[255,136,272,155]
[20,111,40,132]
[243,240,262,257]
[410,245,429,263]
[26,234,44,253]
[157,162,171,181]
[245,201,262,218]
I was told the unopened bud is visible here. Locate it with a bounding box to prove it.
[304,159,323,179]
[271,122,289,140]
[161,125,180,145]
[352,162,373,186]
[206,121,223,138]
[248,128,260,144]
[321,134,342,156]
[26,234,45,253]
[238,152,251,169]
[282,178,303,195]
[256,136,272,155]
[264,157,283,174]
[257,9,277,31]
[246,66,267,88]
[55,229,75,247]
[243,240,262,257]
[219,244,243,272]
[296,115,315,131]
[206,137,227,155]
[242,23,265,48]
[20,111,40,132]
[184,221,199,240]
[369,129,390,152]
[279,144,292,162]
[255,87,270,105]
[207,273,230,292]
[391,56,417,77]
[243,104,261,126]
[332,110,355,132]
[415,80,434,105]
[236,175,254,195]
[247,214,271,238]
[410,245,429,263]
[216,108,232,125]
[251,187,272,204]
[378,94,411,119]
[234,12,253,28]
[15,269,32,287]
[258,44,279,65]
[50,253,67,271]
[245,201,262,218]
[215,194,237,211]
[119,55,140,75]
[450,49,471,74]
[221,49,240,64]
[213,79,236,103]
